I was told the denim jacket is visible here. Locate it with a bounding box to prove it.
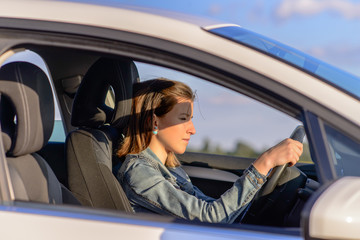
[117,148,266,224]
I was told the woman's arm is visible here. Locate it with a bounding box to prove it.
[120,158,265,224]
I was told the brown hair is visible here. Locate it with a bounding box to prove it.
[116,78,195,168]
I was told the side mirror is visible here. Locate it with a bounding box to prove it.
[302,177,360,239]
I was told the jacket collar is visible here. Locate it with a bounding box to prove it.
[142,147,164,165]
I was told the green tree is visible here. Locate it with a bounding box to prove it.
[229,141,259,158]
[201,138,211,153]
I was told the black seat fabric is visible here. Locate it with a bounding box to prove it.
[0,61,79,204]
[66,57,137,211]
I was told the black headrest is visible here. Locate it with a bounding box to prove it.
[0,62,54,156]
[71,58,138,129]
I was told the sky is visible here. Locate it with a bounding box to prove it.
[110,0,360,77]
[3,0,360,151]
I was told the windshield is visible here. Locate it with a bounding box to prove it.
[324,123,360,177]
[206,26,360,100]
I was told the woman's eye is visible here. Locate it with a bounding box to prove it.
[179,117,187,121]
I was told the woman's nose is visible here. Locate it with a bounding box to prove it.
[187,120,196,135]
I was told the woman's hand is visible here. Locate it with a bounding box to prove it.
[252,138,303,176]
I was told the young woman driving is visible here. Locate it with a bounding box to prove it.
[116,78,303,223]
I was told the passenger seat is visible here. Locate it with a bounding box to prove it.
[0,61,79,205]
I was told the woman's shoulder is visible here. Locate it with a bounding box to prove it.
[118,151,168,187]
[123,152,151,168]
[118,153,150,180]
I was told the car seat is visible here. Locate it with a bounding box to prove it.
[0,61,79,204]
[66,57,137,211]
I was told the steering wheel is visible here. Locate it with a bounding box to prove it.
[256,125,306,198]
[240,125,306,226]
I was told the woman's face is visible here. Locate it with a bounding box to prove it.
[155,98,196,155]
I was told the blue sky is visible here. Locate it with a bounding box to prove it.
[111,0,360,77]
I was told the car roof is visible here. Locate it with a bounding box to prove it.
[0,0,221,30]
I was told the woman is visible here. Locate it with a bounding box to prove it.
[116,78,303,223]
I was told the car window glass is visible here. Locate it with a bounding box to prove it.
[135,62,312,163]
[105,86,115,108]
[1,50,66,142]
[324,124,360,177]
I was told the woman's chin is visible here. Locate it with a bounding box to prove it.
[174,149,186,155]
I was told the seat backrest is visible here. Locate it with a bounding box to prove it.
[66,57,137,211]
[0,61,79,205]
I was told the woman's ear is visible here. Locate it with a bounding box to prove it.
[152,114,158,128]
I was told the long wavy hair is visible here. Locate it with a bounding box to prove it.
[116,78,195,168]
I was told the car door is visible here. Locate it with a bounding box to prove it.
[0,35,306,239]
[1,5,359,239]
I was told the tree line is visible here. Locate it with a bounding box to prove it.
[188,138,313,164]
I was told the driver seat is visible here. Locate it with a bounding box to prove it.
[66,57,138,211]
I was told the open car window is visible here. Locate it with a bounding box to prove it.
[135,61,312,164]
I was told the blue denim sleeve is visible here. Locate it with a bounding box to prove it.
[120,158,266,224]
[245,164,267,188]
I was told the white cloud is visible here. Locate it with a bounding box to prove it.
[276,0,360,20]
[247,1,267,23]
[207,3,222,16]
[206,93,252,105]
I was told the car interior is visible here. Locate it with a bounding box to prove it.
[0,61,79,205]
[0,41,320,231]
